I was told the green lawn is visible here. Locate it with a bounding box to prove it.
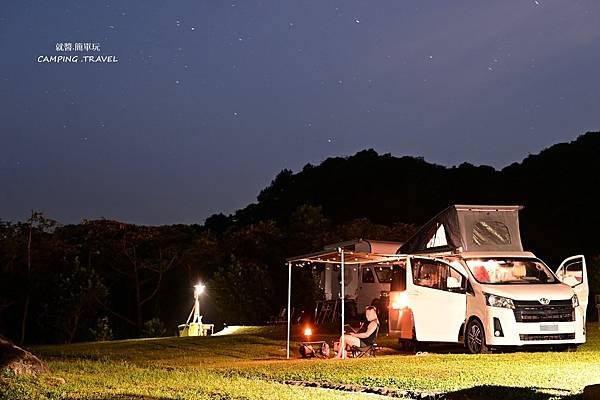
[2,324,600,399]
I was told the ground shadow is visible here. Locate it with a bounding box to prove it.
[399,343,577,355]
[444,385,581,400]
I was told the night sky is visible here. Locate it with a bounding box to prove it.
[1,1,599,225]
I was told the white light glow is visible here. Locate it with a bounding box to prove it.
[194,283,205,297]
[391,291,409,310]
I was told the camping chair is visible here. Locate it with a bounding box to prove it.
[268,307,294,325]
[350,325,379,358]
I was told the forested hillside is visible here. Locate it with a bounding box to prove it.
[1,132,599,344]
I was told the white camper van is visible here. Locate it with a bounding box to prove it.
[388,205,589,353]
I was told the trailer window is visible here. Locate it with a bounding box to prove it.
[472,220,511,246]
[362,268,375,283]
[391,264,406,291]
[375,267,393,283]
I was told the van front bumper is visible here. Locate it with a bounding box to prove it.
[484,307,585,347]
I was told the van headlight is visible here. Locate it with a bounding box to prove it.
[572,294,579,308]
[484,293,515,309]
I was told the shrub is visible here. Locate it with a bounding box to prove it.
[141,318,167,338]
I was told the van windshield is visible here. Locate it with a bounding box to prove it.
[465,258,557,284]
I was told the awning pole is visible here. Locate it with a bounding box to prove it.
[286,261,292,359]
[340,248,345,359]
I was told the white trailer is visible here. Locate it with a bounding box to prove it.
[316,239,402,313]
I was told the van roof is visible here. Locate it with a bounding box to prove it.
[399,204,524,255]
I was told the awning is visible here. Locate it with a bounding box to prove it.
[285,239,405,359]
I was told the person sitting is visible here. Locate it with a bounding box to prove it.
[334,306,379,359]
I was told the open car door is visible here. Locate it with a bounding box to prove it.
[556,255,589,316]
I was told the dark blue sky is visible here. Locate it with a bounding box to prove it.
[1,1,599,225]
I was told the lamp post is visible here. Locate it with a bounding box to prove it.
[193,283,205,324]
[179,282,214,337]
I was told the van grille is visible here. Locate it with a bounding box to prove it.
[513,300,574,323]
[519,333,575,341]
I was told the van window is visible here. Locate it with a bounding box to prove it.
[466,258,557,284]
[412,259,465,291]
[556,260,583,287]
[472,221,511,245]
[362,268,375,283]
[412,259,443,290]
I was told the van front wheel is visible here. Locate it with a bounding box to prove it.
[466,319,490,354]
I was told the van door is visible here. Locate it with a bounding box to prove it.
[556,255,589,313]
[407,257,467,343]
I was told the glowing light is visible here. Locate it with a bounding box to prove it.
[391,291,409,310]
[304,327,312,337]
[194,282,205,297]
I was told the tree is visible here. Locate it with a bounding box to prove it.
[110,224,178,335]
[209,258,273,324]
[39,258,108,343]
[18,212,57,344]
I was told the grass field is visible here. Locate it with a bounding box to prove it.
[2,324,600,400]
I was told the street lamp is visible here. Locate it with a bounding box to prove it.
[179,281,214,337]
[192,282,205,323]
[194,282,205,299]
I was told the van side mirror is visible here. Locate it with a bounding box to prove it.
[447,276,466,293]
[447,276,461,289]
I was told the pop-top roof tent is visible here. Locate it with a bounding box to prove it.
[399,204,524,255]
[285,239,404,359]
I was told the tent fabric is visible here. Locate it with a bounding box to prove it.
[287,239,403,265]
[399,205,462,254]
[287,249,401,265]
[399,205,524,254]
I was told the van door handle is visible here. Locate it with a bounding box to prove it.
[408,290,421,296]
